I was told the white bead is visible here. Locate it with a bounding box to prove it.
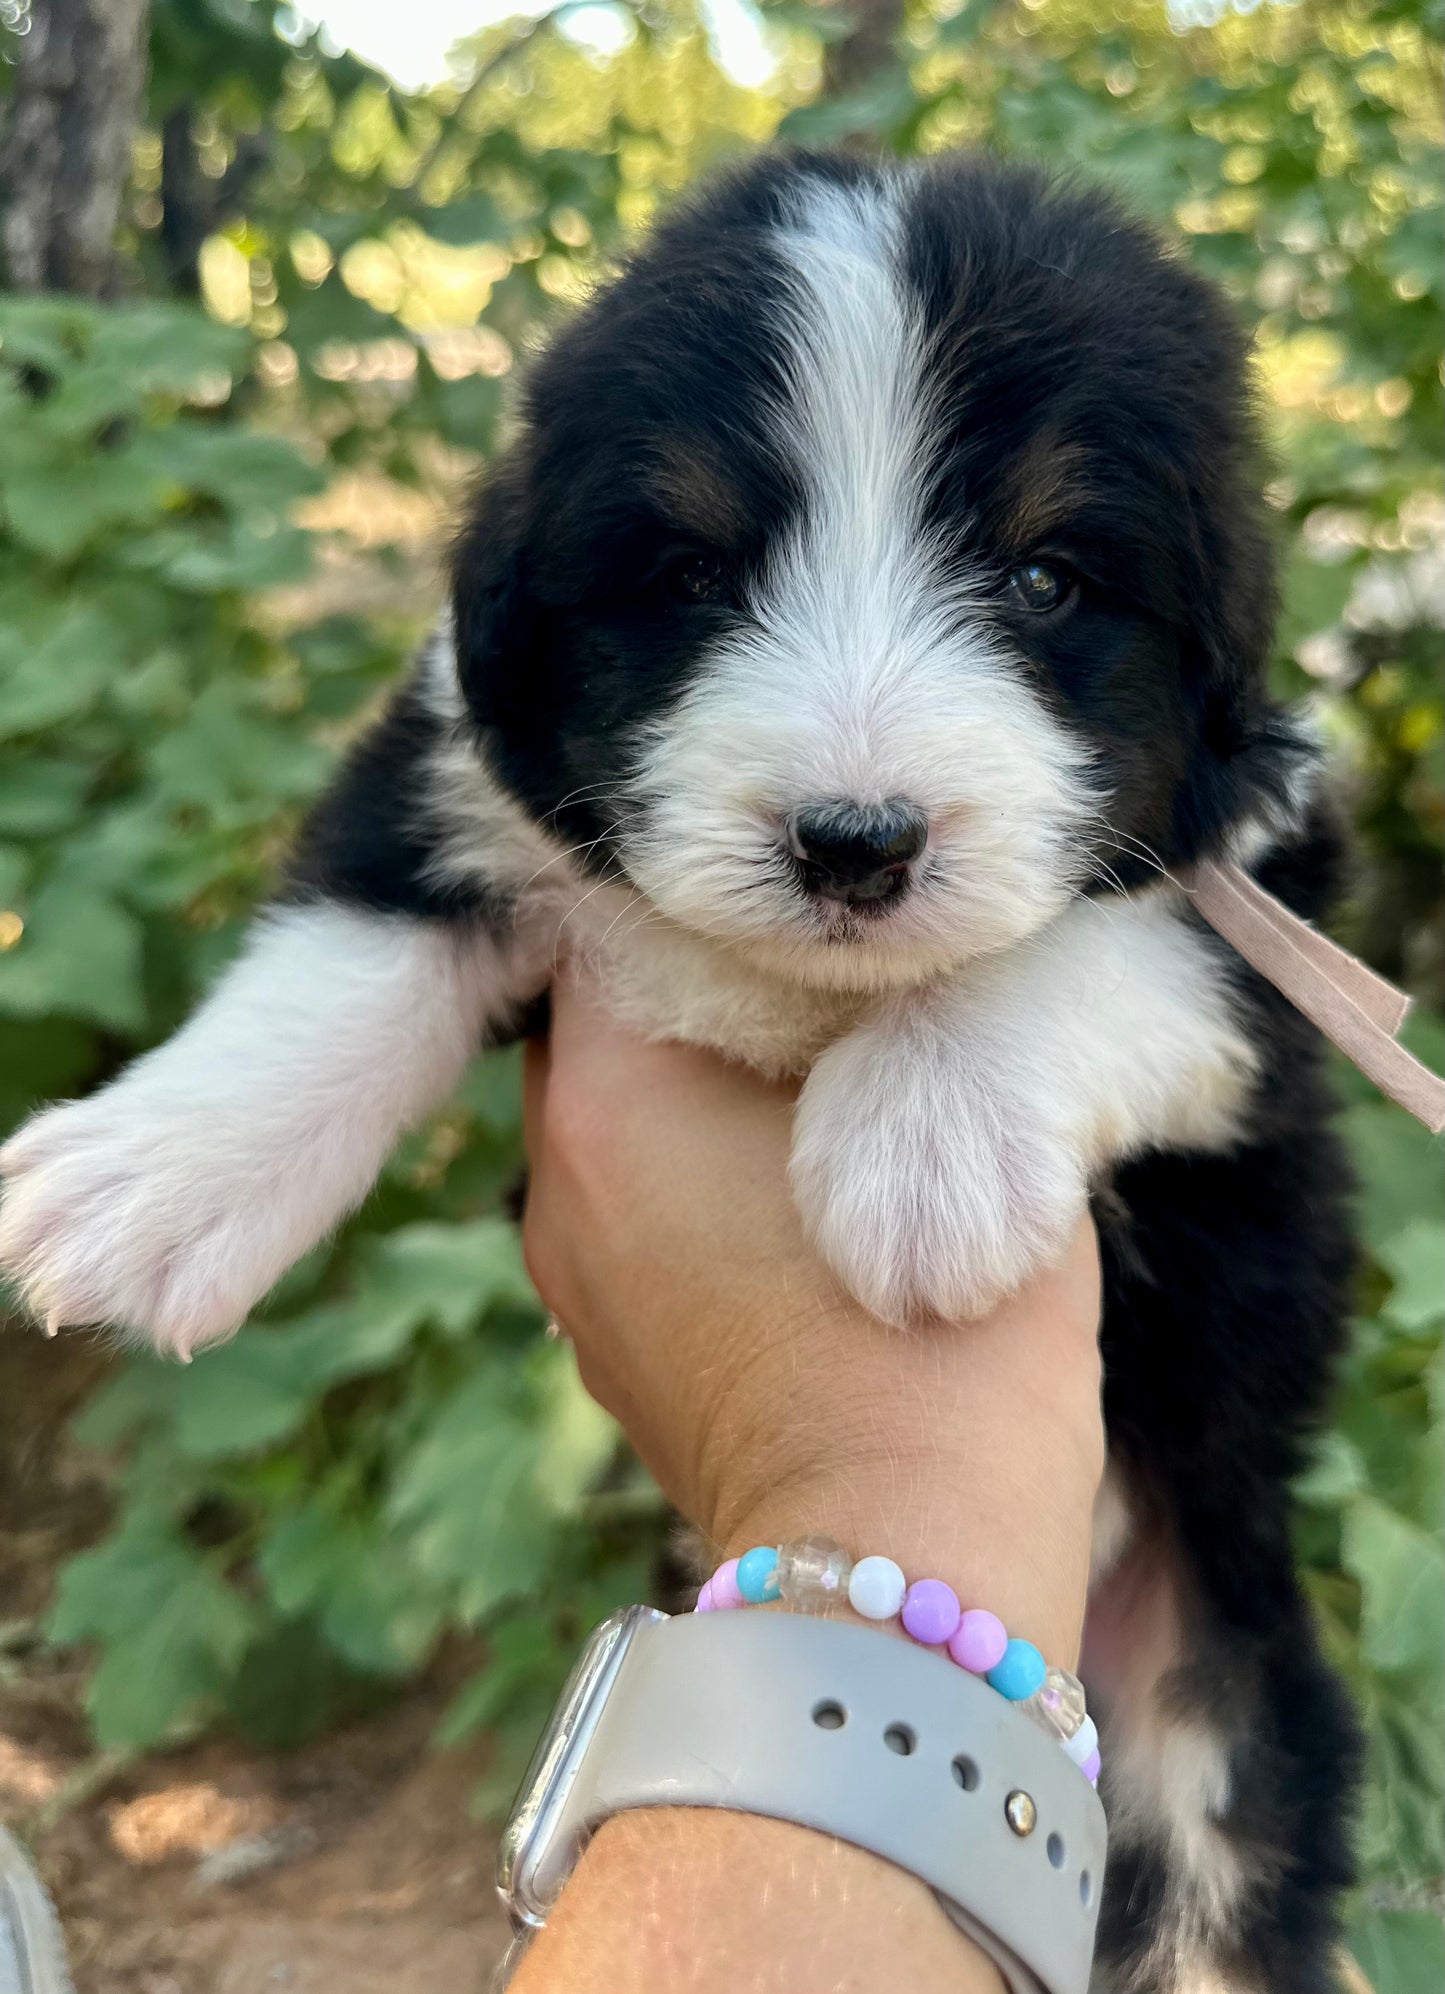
[1063,1715,1098,1767]
[847,1554,907,1620]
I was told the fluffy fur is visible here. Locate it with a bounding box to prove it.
[0,151,1359,1988]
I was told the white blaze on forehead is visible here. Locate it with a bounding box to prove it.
[773,175,935,585]
[755,171,1006,809]
[624,168,1101,987]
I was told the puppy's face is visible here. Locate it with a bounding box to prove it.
[456,153,1293,990]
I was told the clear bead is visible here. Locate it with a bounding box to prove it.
[1021,1666,1088,1743]
[776,1536,853,1614]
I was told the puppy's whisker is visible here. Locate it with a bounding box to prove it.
[1079,815,1182,890]
[514,833,613,904]
[551,875,616,962]
[1085,856,1130,899]
[543,780,626,826]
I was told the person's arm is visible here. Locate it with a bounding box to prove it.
[513,979,1106,1994]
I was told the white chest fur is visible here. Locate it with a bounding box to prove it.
[553,882,872,1078]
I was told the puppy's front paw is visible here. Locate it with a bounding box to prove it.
[0,1085,313,1359]
[790,1024,1085,1325]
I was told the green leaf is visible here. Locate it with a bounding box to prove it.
[0,757,92,837]
[166,1294,424,1459]
[1357,1676,1445,1888]
[122,519,315,594]
[1349,1910,1445,1994]
[1340,1101,1445,1243]
[0,1017,97,1134]
[0,878,145,1033]
[1378,1220,1445,1332]
[352,1219,541,1344]
[387,1356,565,1620]
[1294,1427,1367,1507]
[0,612,127,739]
[145,684,332,806]
[132,425,326,513]
[0,446,171,560]
[433,1613,559,1747]
[0,296,99,379]
[258,1504,443,1673]
[1340,1495,1445,1676]
[48,1518,256,1748]
[1277,546,1358,653]
[228,1618,350,1749]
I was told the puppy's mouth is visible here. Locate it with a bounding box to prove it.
[801,875,914,943]
[791,855,914,913]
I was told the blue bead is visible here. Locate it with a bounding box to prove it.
[736,1546,780,1604]
[987,1638,1047,1702]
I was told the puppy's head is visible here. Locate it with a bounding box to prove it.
[454,151,1304,990]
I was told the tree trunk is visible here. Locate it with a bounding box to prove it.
[0,0,150,296]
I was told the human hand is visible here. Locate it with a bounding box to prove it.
[522,976,1105,1666]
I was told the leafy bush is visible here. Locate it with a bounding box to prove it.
[0,0,1440,1983]
[0,294,335,1119]
[0,288,664,1804]
[1297,1028,1444,1982]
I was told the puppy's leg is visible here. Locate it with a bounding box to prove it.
[1087,1105,1358,1992]
[790,889,1258,1325]
[0,633,553,1358]
[1086,1523,1358,1994]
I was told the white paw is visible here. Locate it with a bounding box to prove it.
[790,1021,1086,1325]
[0,1083,325,1360]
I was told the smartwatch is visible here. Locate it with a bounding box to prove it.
[496,1605,1106,1993]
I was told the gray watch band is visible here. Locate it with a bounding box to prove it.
[510,1608,1105,1994]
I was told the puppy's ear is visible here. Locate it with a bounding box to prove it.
[1171,461,1315,856]
[450,453,531,727]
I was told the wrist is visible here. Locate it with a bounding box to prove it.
[514,1807,1007,1994]
[716,1431,1099,1671]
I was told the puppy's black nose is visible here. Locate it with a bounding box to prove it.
[787,801,928,905]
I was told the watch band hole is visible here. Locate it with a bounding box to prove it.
[811,1699,847,1730]
[951,1755,980,1791]
[1079,1870,1093,1907]
[883,1724,916,1756]
[1047,1832,1066,1869]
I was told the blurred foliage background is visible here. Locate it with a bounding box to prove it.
[0,0,1440,1983]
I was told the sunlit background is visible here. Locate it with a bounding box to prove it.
[300,0,775,84]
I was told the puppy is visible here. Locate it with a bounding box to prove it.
[0,152,1359,1989]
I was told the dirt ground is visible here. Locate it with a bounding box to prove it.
[0,1327,512,1994]
[1,1680,512,1994]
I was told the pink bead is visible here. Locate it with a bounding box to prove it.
[901,1578,962,1647]
[711,1558,744,1610]
[695,1579,716,1613]
[947,1607,1008,1674]
[1081,1748,1101,1786]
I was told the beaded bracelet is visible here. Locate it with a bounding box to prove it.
[694,1536,1100,1788]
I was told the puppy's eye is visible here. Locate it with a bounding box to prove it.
[661,551,726,604]
[1007,562,1076,614]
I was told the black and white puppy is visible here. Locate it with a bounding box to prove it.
[1,151,1359,1989]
